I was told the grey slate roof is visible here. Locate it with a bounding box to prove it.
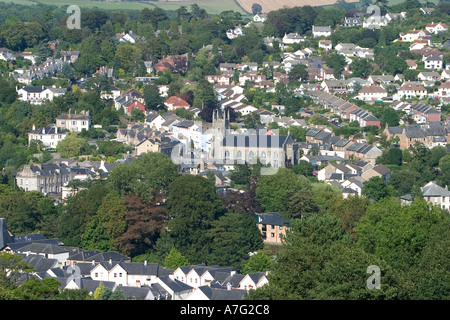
[195,285,246,300]
[257,212,290,227]
[422,182,450,197]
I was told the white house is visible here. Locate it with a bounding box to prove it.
[312,25,332,38]
[283,32,306,44]
[318,40,332,51]
[356,86,388,101]
[425,22,448,34]
[396,82,428,99]
[28,125,68,149]
[17,86,66,105]
[424,55,443,70]
[238,272,269,290]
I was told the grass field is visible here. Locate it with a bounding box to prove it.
[1,0,439,16]
[1,0,249,15]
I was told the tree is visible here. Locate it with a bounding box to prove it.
[325,53,347,79]
[241,251,273,274]
[81,193,127,252]
[247,214,406,300]
[107,152,179,203]
[164,247,190,269]
[117,192,168,257]
[252,3,262,15]
[256,168,307,212]
[56,132,87,158]
[387,147,402,166]
[206,211,263,269]
[285,188,320,219]
[288,63,308,82]
[362,176,394,201]
[166,175,226,263]
[230,163,252,186]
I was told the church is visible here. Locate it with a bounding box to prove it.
[209,109,298,169]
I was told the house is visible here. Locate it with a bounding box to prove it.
[226,26,244,39]
[136,138,161,156]
[253,13,267,22]
[17,86,67,105]
[425,22,448,34]
[28,125,68,149]
[424,55,443,70]
[14,163,74,198]
[238,272,269,290]
[397,81,428,99]
[205,74,231,86]
[356,85,388,101]
[421,181,450,211]
[186,285,246,300]
[90,260,165,287]
[437,82,450,98]
[56,110,90,133]
[256,212,290,244]
[116,31,144,44]
[0,47,14,61]
[312,25,332,38]
[100,85,121,101]
[164,96,190,111]
[418,71,440,82]
[408,103,441,124]
[361,164,391,182]
[344,16,362,27]
[400,29,431,42]
[60,51,80,63]
[282,32,306,44]
[126,100,146,115]
[150,276,194,300]
[318,40,332,51]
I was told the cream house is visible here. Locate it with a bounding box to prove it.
[422,181,450,211]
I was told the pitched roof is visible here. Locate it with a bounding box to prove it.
[422,182,450,197]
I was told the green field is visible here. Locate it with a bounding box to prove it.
[1,0,249,15]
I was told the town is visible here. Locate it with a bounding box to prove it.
[0,0,449,301]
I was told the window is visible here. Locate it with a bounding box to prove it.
[95,273,98,277]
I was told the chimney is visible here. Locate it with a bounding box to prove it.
[109,258,112,265]
[92,260,95,265]
[144,260,147,266]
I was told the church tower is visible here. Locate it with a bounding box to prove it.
[211,109,229,161]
